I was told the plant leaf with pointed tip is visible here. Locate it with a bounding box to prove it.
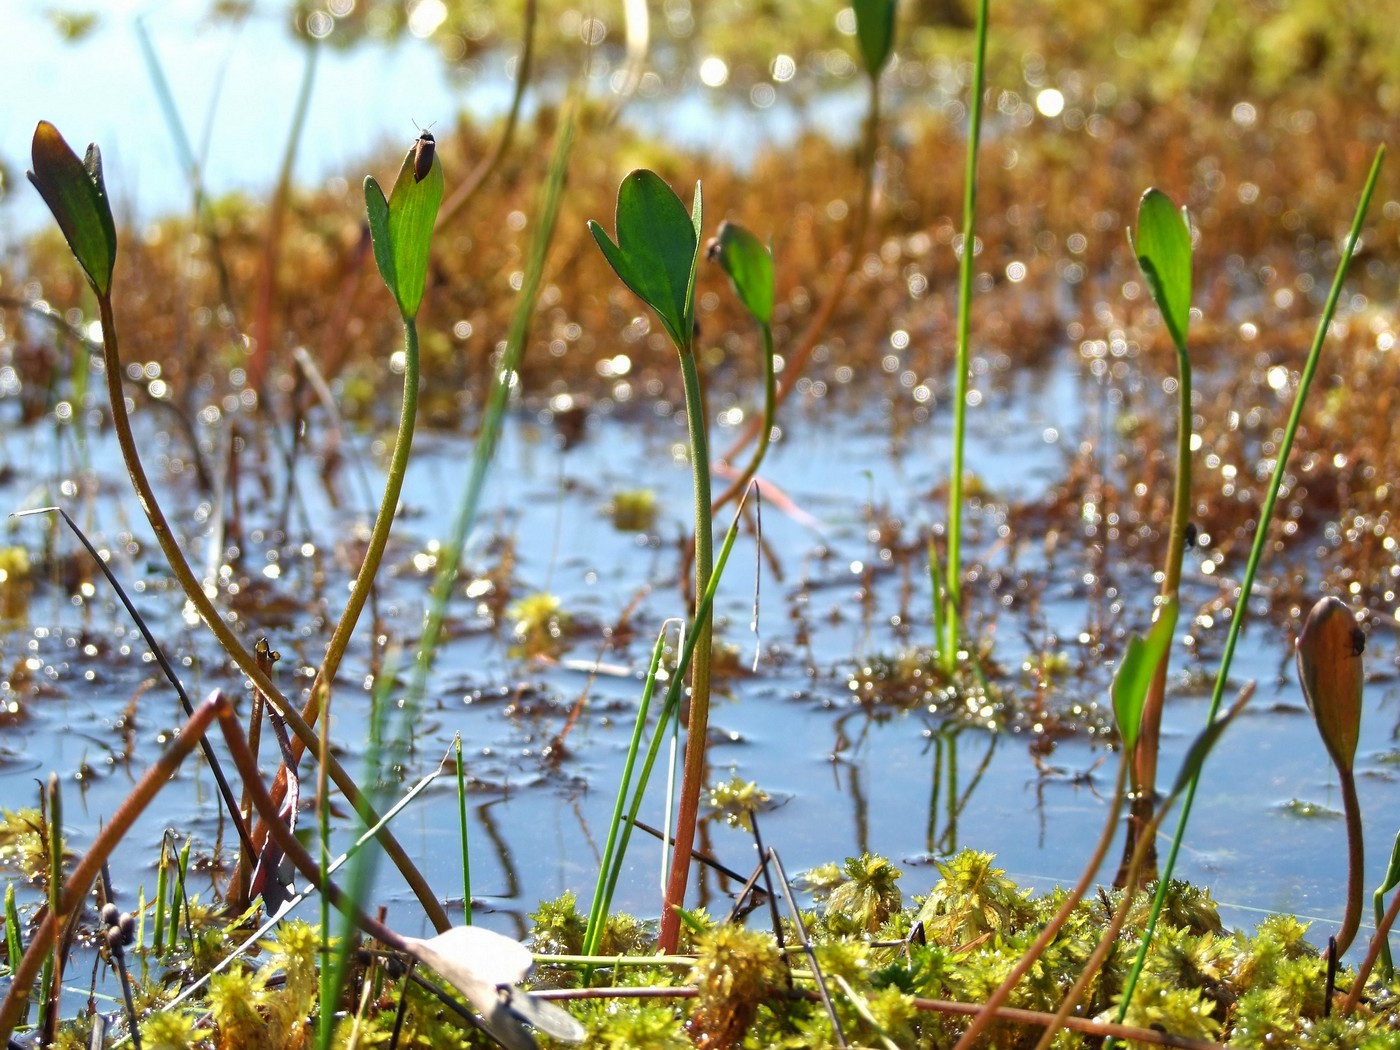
[588,169,699,352]
[708,221,774,324]
[1296,595,1364,770]
[366,141,443,320]
[1129,188,1192,355]
[28,121,118,296]
[365,176,394,302]
[853,0,897,77]
[1112,597,1179,750]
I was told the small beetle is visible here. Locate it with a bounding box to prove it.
[1351,626,1366,657]
[412,123,436,182]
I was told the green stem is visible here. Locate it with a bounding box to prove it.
[1336,768,1364,956]
[585,626,673,956]
[1126,342,1192,858]
[940,0,989,672]
[659,346,714,954]
[305,318,420,728]
[1109,143,1385,1041]
[93,294,447,931]
[596,500,746,956]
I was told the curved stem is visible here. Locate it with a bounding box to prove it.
[94,295,446,930]
[658,346,714,953]
[1336,767,1364,956]
[300,318,421,741]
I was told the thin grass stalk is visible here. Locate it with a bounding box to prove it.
[38,775,61,1044]
[88,292,445,928]
[411,99,575,689]
[938,0,990,673]
[455,735,471,924]
[658,345,716,953]
[152,834,169,957]
[583,623,676,956]
[0,697,223,1042]
[591,499,748,950]
[294,315,420,754]
[1108,144,1385,1039]
[15,506,254,862]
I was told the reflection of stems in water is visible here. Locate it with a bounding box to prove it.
[847,762,869,858]
[926,725,998,856]
[475,799,521,904]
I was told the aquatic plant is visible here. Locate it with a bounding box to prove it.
[934,0,990,676]
[589,169,710,953]
[1118,187,1196,880]
[1295,594,1366,956]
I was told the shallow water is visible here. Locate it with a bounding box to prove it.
[3,350,1398,970]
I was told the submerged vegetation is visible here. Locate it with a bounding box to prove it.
[2,0,1400,1046]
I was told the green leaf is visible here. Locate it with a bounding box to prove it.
[852,0,897,77]
[1129,188,1192,355]
[365,177,394,300]
[1112,597,1179,750]
[1296,595,1364,771]
[588,169,700,352]
[28,121,118,297]
[707,221,774,324]
[366,141,444,320]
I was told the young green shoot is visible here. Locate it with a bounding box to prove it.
[27,121,449,929]
[589,169,708,953]
[1121,188,1194,867]
[707,221,776,495]
[1108,143,1386,1046]
[935,0,989,675]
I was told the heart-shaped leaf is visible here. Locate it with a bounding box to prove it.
[853,0,897,78]
[707,221,774,325]
[1112,597,1179,750]
[28,121,118,297]
[1296,595,1364,771]
[588,170,700,352]
[1128,188,1192,355]
[365,139,444,320]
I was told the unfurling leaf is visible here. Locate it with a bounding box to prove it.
[707,221,774,325]
[588,170,701,352]
[365,136,444,320]
[1296,595,1364,771]
[1129,188,1192,355]
[28,121,118,296]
